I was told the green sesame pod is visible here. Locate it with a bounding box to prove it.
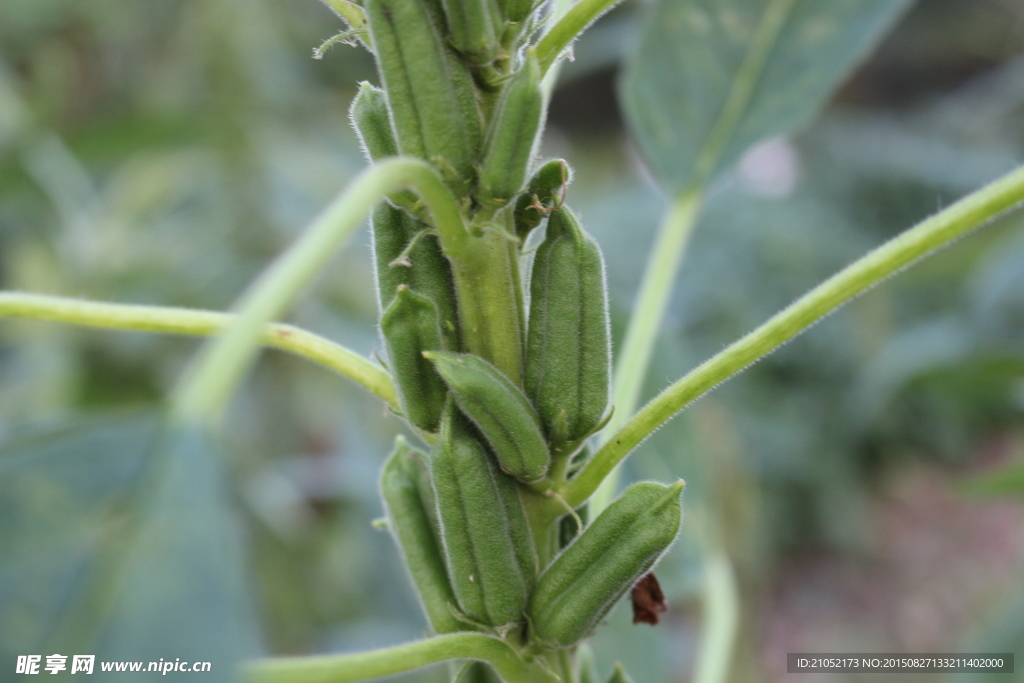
[476,50,543,209]
[432,408,537,628]
[366,0,482,194]
[350,81,398,160]
[372,202,460,349]
[607,664,635,683]
[380,437,463,634]
[425,351,549,483]
[441,0,502,65]
[526,206,611,445]
[527,481,684,647]
[350,82,427,219]
[513,159,570,240]
[380,286,448,432]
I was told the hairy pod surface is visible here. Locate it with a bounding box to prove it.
[380,286,448,432]
[476,51,543,208]
[350,82,424,216]
[425,351,549,483]
[513,159,570,240]
[432,408,537,628]
[366,0,482,194]
[350,81,398,160]
[526,481,684,647]
[441,0,502,65]
[372,202,460,349]
[526,206,611,445]
[380,437,462,634]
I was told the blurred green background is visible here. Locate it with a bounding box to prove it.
[1,0,1024,680]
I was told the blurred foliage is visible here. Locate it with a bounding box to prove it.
[1,0,1024,680]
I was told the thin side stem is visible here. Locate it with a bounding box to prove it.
[244,633,559,683]
[565,164,1024,507]
[171,157,464,423]
[589,190,702,512]
[0,292,398,410]
[319,0,372,50]
[536,0,626,75]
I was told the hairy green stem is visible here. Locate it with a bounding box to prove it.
[172,157,465,423]
[565,164,1024,507]
[536,0,626,75]
[455,224,526,386]
[539,0,576,101]
[244,633,558,683]
[590,191,702,512]
[0,291,398,410]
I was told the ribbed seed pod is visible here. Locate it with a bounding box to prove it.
[350,83,427,219]
[372,202,459,350]
[607,664,635,683]
[380,286,448,432]
[526,206,611,445]
[441,0,502,64]
[366,0,482,194]
[380,437,462,634]
[476,50,543,209]
[527,481,684,647]
[350,82,398,160]
[499,0,535,23]
[513,158,570,240]
[432,408,537,628]
[425,351,549,483]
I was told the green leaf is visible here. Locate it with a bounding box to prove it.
[620,0,913,195]
[0,415,261,679]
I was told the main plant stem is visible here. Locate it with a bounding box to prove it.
[449,225,526,386]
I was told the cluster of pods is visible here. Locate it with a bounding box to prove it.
[342,0,685,662]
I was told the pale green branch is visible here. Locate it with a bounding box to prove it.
[536,0,625,75]
[693,537,739,683]
[244,633,558,683]
[171,157,464,423]
[566,164,1024,507]
[0,291,398,410]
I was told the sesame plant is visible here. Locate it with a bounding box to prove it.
[3,0,1024,682]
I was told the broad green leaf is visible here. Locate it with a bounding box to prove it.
[0,415,261,680]
[620,0,913,195]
